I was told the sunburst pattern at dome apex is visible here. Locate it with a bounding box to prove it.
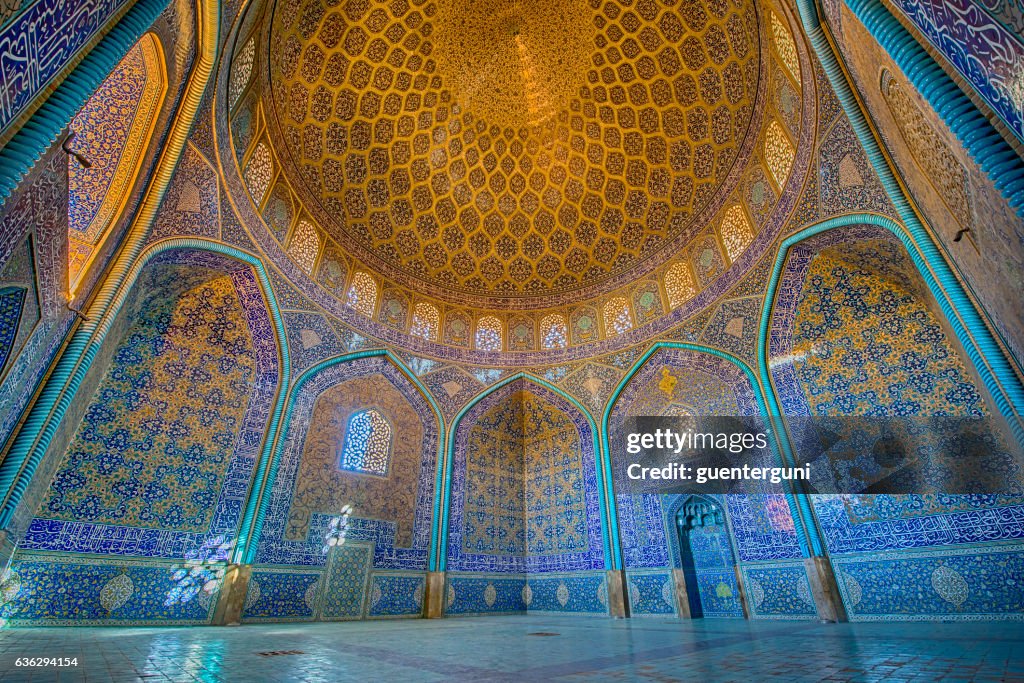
[432,0,595,131]
[267,0,761,302]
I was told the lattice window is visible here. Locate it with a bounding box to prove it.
[346,272,378,316]
[665,262,697,308]
[771,11,800,83]
[720,205,754,262]
[244,143,273,206]
[230,37,255,108]
[410,302,440,340]
[475,316,502,351]
[540,313,567,349]
[764,121,795,189]
[287,220,320,274]
[340,409,391,476]
[603,297,633,335]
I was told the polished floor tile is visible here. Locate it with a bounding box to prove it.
[0,616,1022,682]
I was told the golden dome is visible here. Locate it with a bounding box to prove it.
[265,0,762,306]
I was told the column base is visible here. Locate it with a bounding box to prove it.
[423,571,446,618]
[803,556,848,623]
[605,570,629,618]
[733,564,752,619]
[670,568,694,619]
[212,564,252,626]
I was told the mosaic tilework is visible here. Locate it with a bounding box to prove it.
[39,274,254,531]
[524,572,607,614]
[1,553,214,626]
[0,286,26,373]
[446,574,527,615]
[21,265,280,559]
[68,34,163,290]
[282,374,424,551]
[607,348,760,569]
[687,523,744,617]
[283,310,343,372]
[265,0,762,301]
[695,568,744,618]
[216,0,819,368]
[833,544,1024,621]
[742,562,818,619]
[151,143,220,241]
[788,239,984,417]
[627,571,676,616]
[886,0,1024,143]
[812,494,1024,554]
[367,573,424,617]
[255,356,438,570]
[447,380,604,573]
[726,495,804,563]
[880,69,972,228]
[242,568,321,622]
[420,365,485,419]
[699,297,761,362]
[0,0,132,132]
[320,542,372,620]
[817,117,893,218]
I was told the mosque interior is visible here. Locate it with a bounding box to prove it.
[0,0,1023,679]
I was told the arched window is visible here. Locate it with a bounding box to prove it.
[67,33,166,295]
[287,220,320,274]
[720,205,754,262]
[539,313,567,349]
[229,37,255,108]
[410,302,440,340]
[346,271,378,316]
[764,120,795,189]
[340,409,391,476]
[475,316,502,350]
[770,11,800,83]
[244,142,273,206]
[665,262,697,308]
[603,297,633,335]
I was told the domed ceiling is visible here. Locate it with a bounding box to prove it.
[265,0,762,307]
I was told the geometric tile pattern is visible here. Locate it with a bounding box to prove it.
[255,356,438,570]
[319,542,372,620]
[20,265,280,560]
[0,553,213,626]
[265,0,761,299]
[447,380,604,573]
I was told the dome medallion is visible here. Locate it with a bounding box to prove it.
[264,0,763,307]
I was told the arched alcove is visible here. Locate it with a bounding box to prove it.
[606,346,810,618]
[243,354,440,622]
[766,224,1024,620]
[444,377,606,615]
[4,249,283,626]
[66,32,167,296]
[667,494,743,619]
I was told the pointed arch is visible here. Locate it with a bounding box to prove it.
[243,349,445,567]
[602,342,822,568]
[438,373,614,572]
[0,239,292,560]
[758,214,1024,447]
[67,32,167,295]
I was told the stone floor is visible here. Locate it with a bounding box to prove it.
[0,616,1022,682]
